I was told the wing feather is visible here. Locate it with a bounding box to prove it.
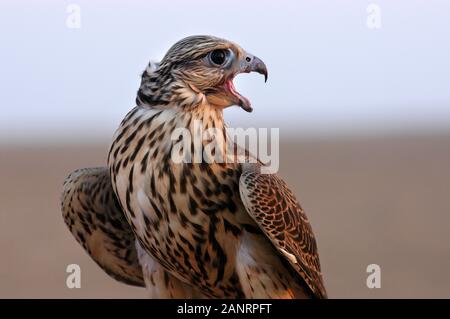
[61,167,145,287]
[239,164,327,298]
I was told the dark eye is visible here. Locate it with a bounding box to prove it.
[209,49,227,65]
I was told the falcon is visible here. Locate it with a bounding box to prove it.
[61,35,327,298]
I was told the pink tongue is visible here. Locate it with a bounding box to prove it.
[226,80,251,111]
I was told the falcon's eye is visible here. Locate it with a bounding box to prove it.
[209,49,228,66]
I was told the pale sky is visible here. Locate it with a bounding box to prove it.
[1,0,449,144]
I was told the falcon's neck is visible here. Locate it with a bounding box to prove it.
[137,70,208,110]
[133,72,236,165]
[136,102,233,166]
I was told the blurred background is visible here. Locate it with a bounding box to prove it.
[0,0,449,298]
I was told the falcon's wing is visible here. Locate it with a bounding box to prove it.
[61,167,144,287]
[239,164,327,298]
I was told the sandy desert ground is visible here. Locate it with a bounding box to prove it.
[1,135,449,298]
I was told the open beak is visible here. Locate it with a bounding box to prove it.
[225,53,268,112]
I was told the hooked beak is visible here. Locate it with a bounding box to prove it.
[225,53,268,112]
[239,54,268,83]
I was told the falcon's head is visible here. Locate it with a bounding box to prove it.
[137,35,267,112]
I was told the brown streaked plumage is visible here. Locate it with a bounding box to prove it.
[239,163,327,298]
[61,167,144,287]
[62,35,327,298]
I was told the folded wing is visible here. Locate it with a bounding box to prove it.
[239,164,327,298]
[61,167,144,287]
